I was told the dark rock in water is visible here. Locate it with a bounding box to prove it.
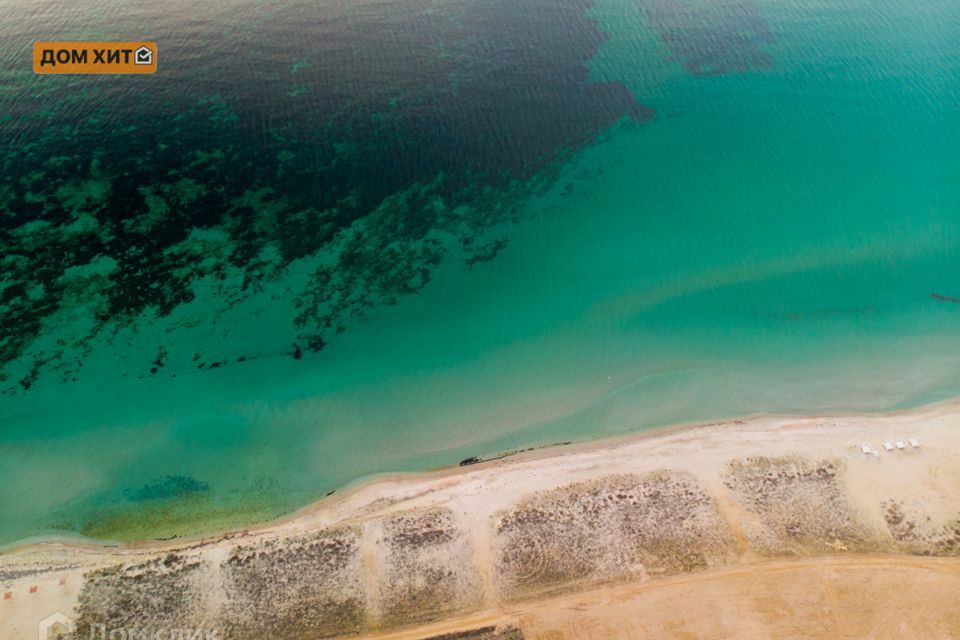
[152,346,168,369]
[0,0,651,394]
[123,475,210,502]
[306,334,326,353]
[292,344,303,360]
[459,457,482,466]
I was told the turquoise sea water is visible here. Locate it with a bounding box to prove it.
[1,0,958,545]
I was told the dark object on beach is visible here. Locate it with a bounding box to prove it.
[931,292,960,304]
[459,457,482,466]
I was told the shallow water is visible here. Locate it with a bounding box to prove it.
[0,0,958,545]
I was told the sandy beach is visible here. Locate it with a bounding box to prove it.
[3,401,960,639]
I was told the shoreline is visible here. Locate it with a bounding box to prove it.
[3,396,959,558]
[3,397,959,638]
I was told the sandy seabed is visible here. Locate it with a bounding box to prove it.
[3,401,960,639]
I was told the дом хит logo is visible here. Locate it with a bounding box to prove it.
[33,42,157,74]
[38,611,75,640]
[37,610,220,639]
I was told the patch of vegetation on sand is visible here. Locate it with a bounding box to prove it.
[883,500,960,556]
[492,471,735,600]
[377,507,483,628]
[74,553,208,638]
[219,526,366,639]
[724,456,880,553]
